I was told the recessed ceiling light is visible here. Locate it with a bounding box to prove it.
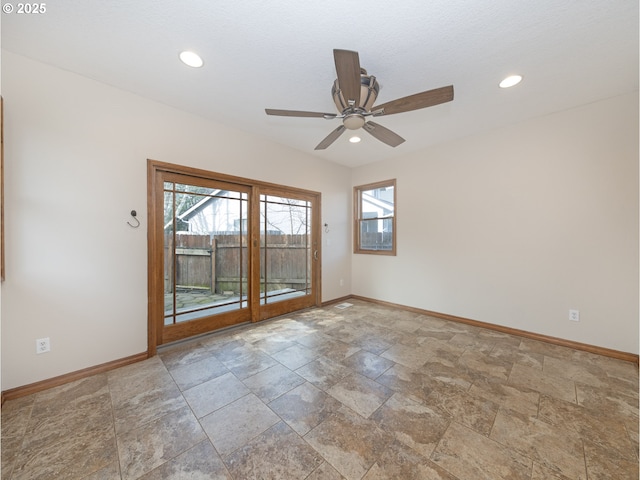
[349,136,361,143]
[499,75,522,88]
[179,51,204,68]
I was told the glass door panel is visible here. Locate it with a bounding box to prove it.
[159,173,251,343]
[256,189,318,320]
[260,194,312,304]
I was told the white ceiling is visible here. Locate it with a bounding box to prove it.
[2,0,638,167]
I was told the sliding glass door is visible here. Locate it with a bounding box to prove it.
[148,161,320,348]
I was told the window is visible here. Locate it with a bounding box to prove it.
[354,179,396,255]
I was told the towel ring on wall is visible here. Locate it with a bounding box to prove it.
[324,223,329,233]
[127,210,140,228]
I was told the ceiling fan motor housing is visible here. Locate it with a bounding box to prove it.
[332,71,379,114]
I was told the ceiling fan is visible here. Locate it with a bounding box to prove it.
[265,49,454,150]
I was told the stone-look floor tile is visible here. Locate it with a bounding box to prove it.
[183,371,250,418]
[426,381,500,436]
[571,350,639,389]
[318,338,362,360]
[117,405,205,480]
[305,461,347,480]
[508,363,576,403]
[381,344,431,370]
[111,376,186,435]
[268,382,343,435]
[167,354,229,391]
[457,350,512,382]
[220,349,279,380]
[376,364,438,402]
[158,338,217,371]
[420,358,475,390]
[250,333,298,355]
[6,301,638,480]
[107,357,170,398]
[341,350,395,380]
[542,356,608,388]
[12,422,117,480]
[490,409,586,479]
[419,336,467,360]
[518,339,576,362]
[431,421,532,480]
[490,342,544,369]
[583,439,640,480]
[448,332,496,353]
[21,388,112,454]
[469,376,540,417]
[327,373,393,418]
[1,395,35,438]
[538,394,636,461]
[363,440,458,480]
[108,357,189,435]
[295,355,350,391]
[1,396,35,480]
[304,407,392,480]
[1,434,24,479]
[296,331,345,351]
[137,440,232,480]
[384,316,423,334]
[325,324,395,356]
[625,412,639,456]
[414,324,458,342]
[82,461,122,480]
[200,393,280,457]
[241,363,305,402]
[11,376,117,480]
[477,329,522,347]
[209,339,258,364]
[531,462,573,479]
[370,392,450,458]
[575,381,639,426]
[270,343,319,370]
[224,421,324,479]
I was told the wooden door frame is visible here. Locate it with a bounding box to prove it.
[147,159,322,355]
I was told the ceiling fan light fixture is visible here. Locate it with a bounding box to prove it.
[349,136,361,143]
[179,51,204,68]
[343,114,366,130]
[499,74,522,88]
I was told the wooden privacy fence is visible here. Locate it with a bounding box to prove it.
[164,233,310,293]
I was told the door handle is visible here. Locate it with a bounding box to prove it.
[314,250,318,260]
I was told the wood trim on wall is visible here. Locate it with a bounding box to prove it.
[4,295,636,404]
[350,295,639,365]
[1,352,149,404]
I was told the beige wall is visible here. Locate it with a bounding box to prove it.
[352,91,639,354]
[0,52,352,389]
[2,50,637,391]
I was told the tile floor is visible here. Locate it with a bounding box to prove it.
[2,299,638,479]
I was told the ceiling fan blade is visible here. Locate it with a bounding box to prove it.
[315,125,346,150]
[266,108,337,118]
[374,85,454,116]
[333,49,361,106]
[363,121,405,147]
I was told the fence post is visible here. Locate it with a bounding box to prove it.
[211,237,217,294]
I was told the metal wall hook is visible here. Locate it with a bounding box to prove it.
[127,210,140,228]
[324,223,329,233]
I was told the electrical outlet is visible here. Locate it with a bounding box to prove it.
[569,309,580,322]
[36,337,50,354]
